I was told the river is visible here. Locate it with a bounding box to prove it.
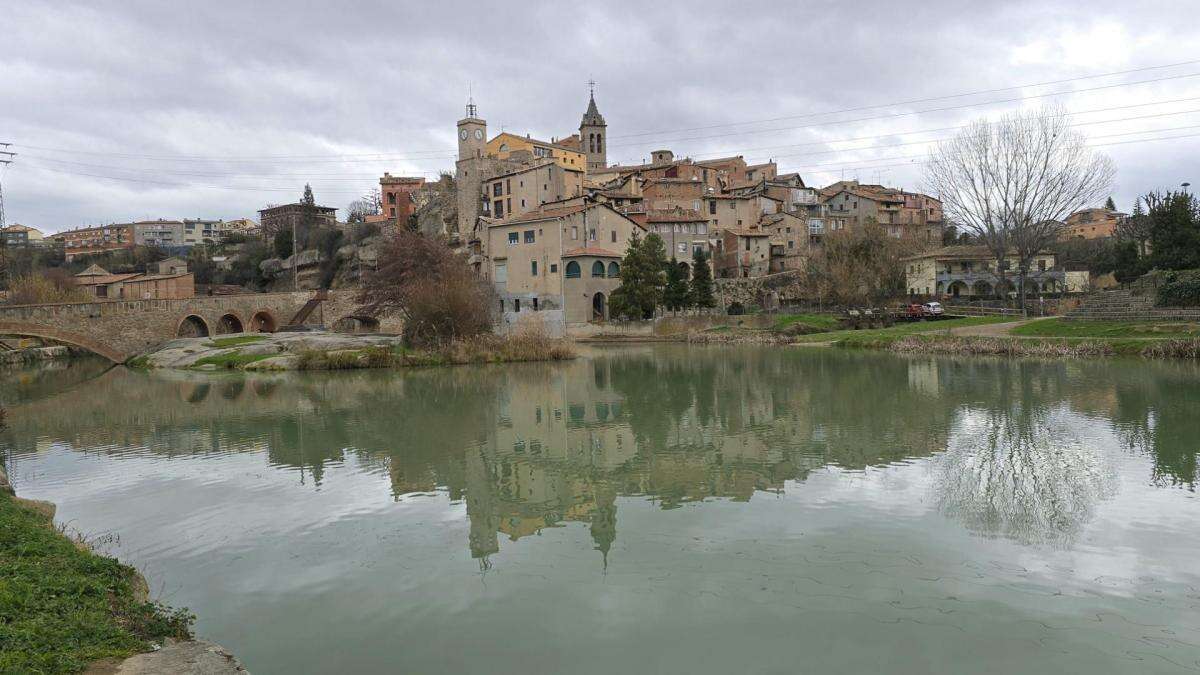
[2,345,1199,674]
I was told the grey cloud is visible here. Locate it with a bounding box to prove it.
[3,0,1198,230]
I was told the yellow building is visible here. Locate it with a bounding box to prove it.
[486,132,587,172]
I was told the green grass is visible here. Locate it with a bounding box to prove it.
[205,334,267,349]
[1011,318,1200,339]
[773,313,841,331]
[190,349,273,370]
[792,316,1013,345]
[0,493,192,673]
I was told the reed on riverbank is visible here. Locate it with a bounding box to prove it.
[294,328,576,371]
[882,335,1200,359]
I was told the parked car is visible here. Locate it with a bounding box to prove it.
[905,303,926,320]
[922,302,945,317]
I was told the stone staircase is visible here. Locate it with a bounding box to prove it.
[1065,289,1200,321]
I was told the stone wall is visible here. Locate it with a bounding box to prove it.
[715,270,808,312]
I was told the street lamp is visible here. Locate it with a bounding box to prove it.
[1183,182,1191,194]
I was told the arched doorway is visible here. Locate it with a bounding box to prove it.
[250,311,277,333]
[217,313,244,334]
[727,302,745,315]
[177,315,210,338]
[973,280,994,298]
[947,280,968,297]
[678,261,690,278]
[592,293,607,321]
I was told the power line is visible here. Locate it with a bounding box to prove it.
[608,70,1200,150]
[13,61,1200,166]
[610,58,1200,140]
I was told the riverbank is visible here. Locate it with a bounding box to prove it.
[135,330,575,371]
[0,463,203,672]
[670,314,1200,360]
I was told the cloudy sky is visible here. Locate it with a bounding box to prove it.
[3,0,1199,233]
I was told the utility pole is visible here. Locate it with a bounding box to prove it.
[0,143,15,229]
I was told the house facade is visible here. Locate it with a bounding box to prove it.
[481,203,643,323]
[902,245,1080,298]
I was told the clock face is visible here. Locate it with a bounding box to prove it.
[459,128,468,140]
[474,129,483,140]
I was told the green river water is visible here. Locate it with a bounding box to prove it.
[2,345,1199,674]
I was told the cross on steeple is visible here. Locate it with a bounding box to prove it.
[588,79,596,97]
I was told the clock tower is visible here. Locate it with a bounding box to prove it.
[457,99,487,161]
[455,98,489,236]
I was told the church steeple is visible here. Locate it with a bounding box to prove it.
[579,80,607,172]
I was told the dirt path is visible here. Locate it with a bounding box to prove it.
[945,319,1035,337]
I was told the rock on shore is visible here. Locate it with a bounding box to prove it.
[139,332,405,370]
[86,639,248,674]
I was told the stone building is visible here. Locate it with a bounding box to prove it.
[902,245,1079,298]
[258,203,337,237]
[579,88,607,172]
[714,229,771,278]
[481,202,644,323]
[820,180,943,243]
[645,207,710,264]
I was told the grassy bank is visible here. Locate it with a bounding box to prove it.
[792,316,1013,345]
[0,492,193,673]
[874,335,1200,359]
[1011,318,1200,339]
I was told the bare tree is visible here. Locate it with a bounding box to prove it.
[346,188,382,224]
[924,106,1114,311]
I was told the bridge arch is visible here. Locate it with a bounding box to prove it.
[177,315,210,338]
[217,312,244,334]
[0,320,128,363]
[250,310,277,333]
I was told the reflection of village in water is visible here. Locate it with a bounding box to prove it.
[4,346,1199,563]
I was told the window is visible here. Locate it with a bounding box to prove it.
[611,231,617,243]
[533,297,539,310]
[1038,259,1046,271]
[788,240,794,248]
[389,207,396,217]
[592,260,606,277]
[565,261,581,278]
[508,232,518,245]
[608,261,619,277]
[678,243,687,254]
[709,201,717,215]
[531,260,538,276]
[493,183,503,197]
[524,230,535,243]
[521,199,526,208]
[729,202,735,210]
[495,200,505,218]
[507,198,511,214]
[571,226,579,240]
[550,263,558,273]
[589,229,596,241]
[388,193,396,204]
[514,298,520,312]
[506,179,511,193]
[745,238,751,251]
[494,261,507,283]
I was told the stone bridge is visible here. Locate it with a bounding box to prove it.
[0,290,393,363]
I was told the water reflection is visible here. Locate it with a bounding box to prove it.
[2,347,1197,560]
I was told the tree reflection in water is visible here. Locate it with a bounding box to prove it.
[936,405,1116,545]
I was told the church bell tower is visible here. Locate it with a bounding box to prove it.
[455,97,488,236]
[579,81,607,173]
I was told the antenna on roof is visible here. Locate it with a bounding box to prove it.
[466,83,477,118]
